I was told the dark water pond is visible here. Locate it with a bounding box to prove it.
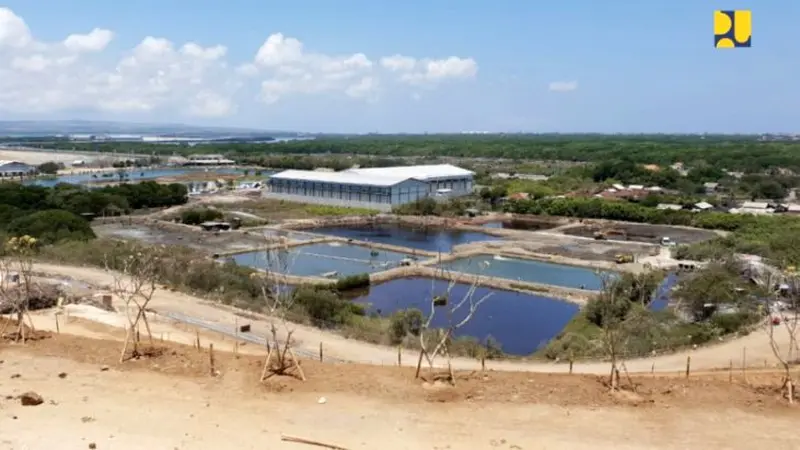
[440,254,613,290]
[351,277,579,355]
[481,219,557,231]
[311,223,501,253]
[228,242,414,278]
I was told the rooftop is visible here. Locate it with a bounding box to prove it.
[269,169,414,187]
[345,164,474,181]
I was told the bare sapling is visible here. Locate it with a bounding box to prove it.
[415,261,492,385]
[0,235,39,343]
[594,271,639,391]
[105,244,161,362]
[762,272,800,403]
[257,239,306,381]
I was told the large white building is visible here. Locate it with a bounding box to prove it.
[0,161,35,178]
[265,164,474,211]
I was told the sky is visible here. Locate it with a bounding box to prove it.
[0,1,795,133]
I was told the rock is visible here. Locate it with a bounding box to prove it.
[58,372,68,379]
[100,365,109,372]
[317,397,327,404]
[20,391,44,406]
[88,443,97,449]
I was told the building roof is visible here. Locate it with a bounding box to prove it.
[344,164,474,181]
[694,201,714,210]
[269,169,415,187]
[741,201,770,209]
[0,160,31,167]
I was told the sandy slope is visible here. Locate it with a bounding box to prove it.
[33,263,792,375]
[1,347,799,450]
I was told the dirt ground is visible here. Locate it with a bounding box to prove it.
[560,222,718,245]
[92,222,269,255]
[2,330,800,450]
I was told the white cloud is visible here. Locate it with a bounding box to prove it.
[548,81,578,92]
[380,55,416,72]
[0,7,479,117]
[63,28,114,52]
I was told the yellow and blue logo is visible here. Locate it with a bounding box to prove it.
[714,10,751,48]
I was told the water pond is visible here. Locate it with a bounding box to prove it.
[228,242,415,278]
[28,167,249,187]
[440,254,612,290]
[310,223,501,253]
[351,277,579,356]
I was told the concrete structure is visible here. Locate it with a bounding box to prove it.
[0,160,35,178]
[265,164,474,211]
[184,154,235,165]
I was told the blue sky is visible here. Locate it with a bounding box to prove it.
[0,1,795,133]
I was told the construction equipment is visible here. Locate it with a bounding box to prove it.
[615,253,634,264]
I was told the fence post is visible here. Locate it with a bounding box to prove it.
[209,343,215,376]
[319,342,323,362]
[397,346,402,366]
[742,347,747,382]
[55,314,60,334]
[685,356,691,378]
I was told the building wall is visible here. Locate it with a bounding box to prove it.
[423,175,473,196]
[266,177,430,209]
[0,162,35,178]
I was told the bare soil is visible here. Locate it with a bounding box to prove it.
[1,330,799,449]
[92,222,268,255]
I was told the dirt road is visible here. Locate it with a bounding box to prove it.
[33,263,791,375]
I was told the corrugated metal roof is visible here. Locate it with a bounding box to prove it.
[345,164,474,181]
[269,169,413,187]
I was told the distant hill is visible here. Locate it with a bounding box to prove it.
[0,120,301,138]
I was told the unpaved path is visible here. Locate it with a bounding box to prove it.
[1,350,798,450]
[34,263,790,375]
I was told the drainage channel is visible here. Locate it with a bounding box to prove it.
[155,310,349,363]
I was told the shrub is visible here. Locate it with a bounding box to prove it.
[180,207,224,225]
[7,210,95,244]
[388,308,424,344]
[334,273,371,291]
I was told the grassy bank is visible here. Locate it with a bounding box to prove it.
[37,238,496,359]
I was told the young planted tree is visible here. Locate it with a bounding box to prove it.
[586,272,644,391]
[0,235,39,343]
[415,261,492,385]
[256,240,306,381]
[105,244,161,362]
[760,271,800,403]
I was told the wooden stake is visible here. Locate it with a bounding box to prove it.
[319,342,323,362]
[568,354,574,374]
[397,346,402,366]
[414,349,424,379]
[481,354,486,372]
[651,362,655,376]
[685,356,691,378]
[209,343,216,376]
[195,330,201,351]
[54,314,60,334]
[280,434,350,450]
[742,347,747,383]
[234,318,239,355]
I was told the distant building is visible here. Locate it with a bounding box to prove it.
[0,160,35,178]
[703,182,720,194]
[184,154,235,166]
[265,164,474,212]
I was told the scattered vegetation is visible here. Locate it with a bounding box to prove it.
[539,264,763,361]
[179,207,224,225]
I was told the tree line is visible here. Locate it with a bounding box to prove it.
[26,135,800,173]
[0,181,188,244]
